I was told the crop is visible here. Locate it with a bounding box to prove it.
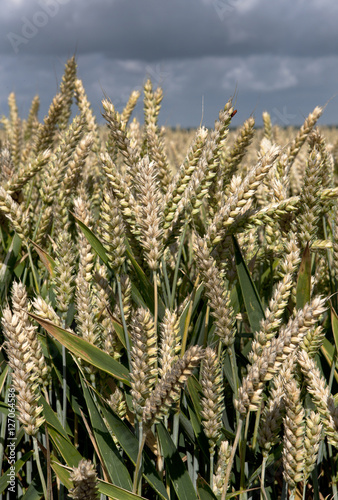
[0,56,338,500]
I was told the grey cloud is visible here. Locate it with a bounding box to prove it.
[2,0,338,59]
[1,0,338,128]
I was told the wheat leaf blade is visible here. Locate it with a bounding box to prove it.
[29,313,130,385]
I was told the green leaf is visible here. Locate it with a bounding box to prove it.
[41,334,87,420]
[0,451,34,494]
[100,398,169,500]
[179,283,205,334]
[50,460,73,489]
[72,212,109,265]
[187,377,203,424]
[81,379,133,490]
[125,240,165,318]
[40,395,83,467]
[296,243,311,310]
[52,461,146,500]
[29,239,55,276]
[74,211,166,318]
[97,480,147,500]
[47,425,81,468]
[321,338,338,383]
[40,395,71,438]
[0,402,12,416]
[330,302,338,353]
[156,423,197,500]
[232,235,265,333]
[106,308,127,349]
[0,364,9,394]
[29,313,130,385]
[21,473,44,500]
[186,396,209,462]
[197,477,218,500]
[0,233,22,299]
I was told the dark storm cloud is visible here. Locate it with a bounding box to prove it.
[1,0,338,127]
[2,0,338,60]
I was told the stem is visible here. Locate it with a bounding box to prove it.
[27,245,40,294]
[311,467,320,500]
[328,443,338,499]
[172,406,180,447]
[260,454,268,500]
[222,418,243,500]
[328,345,337,391]
[117,275,131,368]
[210,451,214,491]
[61,344,67,429]
[252,402,263,451]
[33,436,48,500]
[239,413,250,499]
[203,305,210,347]
[229,344,239,401]
[161,256,171,308]
[181,275,200,357]
[156,431,165,481]
[32,207,44,241]
[133,424,146,494]
[302,480,307,500]
[281,479,288,499]
[44,419,52,500]
[170,224,187,310]
[25,433,32,484]
[22,266,28,286]
[153,270,159,383]
[153,270,158,342]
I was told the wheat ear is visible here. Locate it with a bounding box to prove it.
[58,55,77,130]
[206,145,280,246]
[193,233,236,347]
[297,349,338,447]
[130,308,157,420]
[201,348,225,453]
[2,305,45,436]
[69,459,99,500]
[134,156,164,271]
[142,345,204,429]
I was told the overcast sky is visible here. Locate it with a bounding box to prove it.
[1,0,338,128]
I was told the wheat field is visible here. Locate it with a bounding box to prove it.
[0,56,338,500]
